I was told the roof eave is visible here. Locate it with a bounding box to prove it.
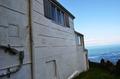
[52,0,75,19]
[74,31,84,36]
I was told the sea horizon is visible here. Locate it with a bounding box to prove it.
[87,44,120,64]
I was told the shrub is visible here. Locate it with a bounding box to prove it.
[115,59,120,74]
[100,58,105,65]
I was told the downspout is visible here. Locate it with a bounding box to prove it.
[28,0,34,79]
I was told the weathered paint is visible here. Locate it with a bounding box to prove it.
[0,0,32,79]
[0,0,89,79]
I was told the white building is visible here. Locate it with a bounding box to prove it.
[0,0,89,79]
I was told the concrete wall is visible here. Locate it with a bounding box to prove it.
[0,0,31,79]
[76,46,88,72]
[75,33,88,72]
[31,0,87,79]
[0,0,88,79]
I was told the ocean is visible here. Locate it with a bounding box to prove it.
[87,44,120,64]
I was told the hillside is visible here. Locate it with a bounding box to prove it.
[74,62,120,79]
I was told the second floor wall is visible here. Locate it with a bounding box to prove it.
[43,0,74,29]
[32,0,76,48]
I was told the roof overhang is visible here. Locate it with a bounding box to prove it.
[74,31,84,36]
[51,0,75,19]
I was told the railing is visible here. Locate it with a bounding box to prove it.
[0,44,24,78]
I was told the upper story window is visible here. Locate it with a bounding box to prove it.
[64,14,69,27]
[60,12,64,26]
[43,0,71,27]
[76,33,84,46]
[78,36,82,45]
[51,4,56,21]
[44,0,51,19]
[57,9,61,24]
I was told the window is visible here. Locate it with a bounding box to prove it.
[57,9,61,24]
[60,12,64,25]
[64,14,70,27]
[69,17,74,28]
[78,36,82,45]
[44,0,70,27]
[44,0,52,19]
[51,4,56,21]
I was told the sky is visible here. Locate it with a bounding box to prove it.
[59,0,120,46]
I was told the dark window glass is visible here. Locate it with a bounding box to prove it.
[57,9,61,24]
[77,35,83,46]
[64,14,69,27]
[60,12,64,25]
[65,14,70,27]
[44,0,52,19]
[51,4,56,21]
[78,36,81,45]
[44,0,70,27]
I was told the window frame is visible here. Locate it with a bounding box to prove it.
[60,11,64,26]
[44,0,71,28]
[51,4,56,21]
[77,35,83,46]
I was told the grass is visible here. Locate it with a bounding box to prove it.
[74,62,120,79]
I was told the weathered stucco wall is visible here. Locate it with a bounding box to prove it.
[0,0,31,79]
[0,0,88,79]
[31,0,88,79]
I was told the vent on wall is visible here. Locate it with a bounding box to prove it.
[0,44,24,78]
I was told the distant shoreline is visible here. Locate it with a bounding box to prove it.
[87,44,120,64]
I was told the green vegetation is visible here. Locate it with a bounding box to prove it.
[74,61,120,79]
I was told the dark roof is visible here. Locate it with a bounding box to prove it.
[51,0,75,19]
[74,31,84,36]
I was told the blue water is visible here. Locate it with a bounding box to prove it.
[87,44,120,64]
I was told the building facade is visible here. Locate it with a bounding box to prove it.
[0,0,88,79]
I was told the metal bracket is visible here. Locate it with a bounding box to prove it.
[0,44,24,78]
